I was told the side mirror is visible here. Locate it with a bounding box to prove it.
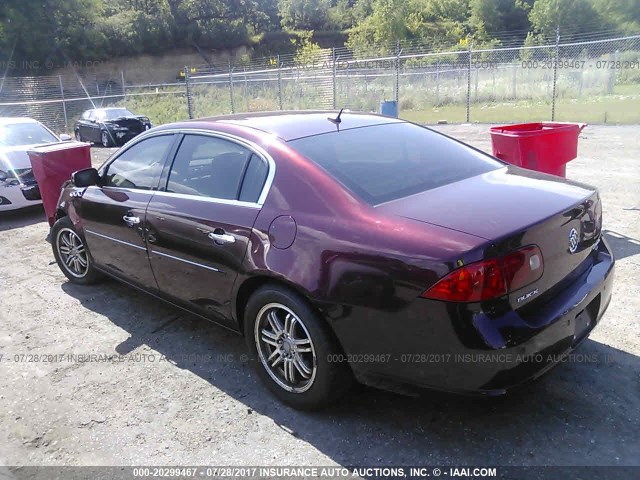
[59,134,72,142]
[73,168,100,187]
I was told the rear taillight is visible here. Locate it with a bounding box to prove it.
[421,245,543,302]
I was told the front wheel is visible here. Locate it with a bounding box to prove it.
[51,217,102,285]
[244,285,353,410]
[75,129,83,142]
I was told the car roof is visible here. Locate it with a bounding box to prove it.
[0,117,42,125]
[188,110,406,141]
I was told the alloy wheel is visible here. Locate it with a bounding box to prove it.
[254,303,317,393]
[56,228,89,278]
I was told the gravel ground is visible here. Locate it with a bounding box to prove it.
[0,125,638,469]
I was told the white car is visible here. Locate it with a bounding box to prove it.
[0,117,71,211]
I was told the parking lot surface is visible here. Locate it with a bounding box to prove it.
[0,125,638,467]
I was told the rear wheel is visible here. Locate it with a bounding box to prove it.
[244,285,353,410]
[51,217,102,285]
[101,130,113,147]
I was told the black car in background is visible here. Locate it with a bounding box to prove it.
[74,108,152,147]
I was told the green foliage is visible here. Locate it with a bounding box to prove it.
[346,0,469,55]
[528,0,608,38]
[0,0,106,67]
[278,0,332,30]
[590,0,640,34]
[328,0,357,29]
[291,31,326,65]
[470,0,531,38]
[0,0,637,75]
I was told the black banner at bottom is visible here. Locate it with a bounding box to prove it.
[2,466,638,480]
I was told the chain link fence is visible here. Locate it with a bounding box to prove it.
[1,34,638,134]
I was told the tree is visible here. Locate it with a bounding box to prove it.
[328,0,357,30]
[590,0,640,34]
[278,0,331,30]
[528,0,609,38]
[347,0,469,53]
[470,0,531,39]
[0,0,105,69]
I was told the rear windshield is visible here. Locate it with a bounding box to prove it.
[289,122,502,205]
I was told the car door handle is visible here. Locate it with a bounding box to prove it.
[123,215,140,226]
[208,232,235,244]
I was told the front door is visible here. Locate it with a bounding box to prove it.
[145,133,270,325]
[78,133,177,288]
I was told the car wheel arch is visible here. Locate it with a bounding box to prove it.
[55,208,67,222]
[234,275,307,333]
[234,275,348,355]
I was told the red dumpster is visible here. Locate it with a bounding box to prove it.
[28,142,91,226]
[489,122,586,178]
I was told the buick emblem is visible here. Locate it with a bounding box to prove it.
[568,228,579,254]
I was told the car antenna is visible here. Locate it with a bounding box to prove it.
[327,108,344,126]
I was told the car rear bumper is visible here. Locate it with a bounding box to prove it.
[333,237,615,395]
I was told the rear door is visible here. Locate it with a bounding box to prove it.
[79,133,177,288]
[145,133,270,325]
[77,111,94,141]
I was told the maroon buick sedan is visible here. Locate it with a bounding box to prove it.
[51,111,614,409]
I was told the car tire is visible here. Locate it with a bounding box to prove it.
[51,217,103,285]
[244,284,353,410]
[75,129,83,142]
[101,130,113,147]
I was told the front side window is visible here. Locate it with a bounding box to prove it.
[289,122,503,205]
[103,135,174,190]
[165,135,254,200]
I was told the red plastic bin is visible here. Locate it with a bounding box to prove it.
[28,142,91,226]
[489,122,586,178]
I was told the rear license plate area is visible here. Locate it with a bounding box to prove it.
[573,294,600,344]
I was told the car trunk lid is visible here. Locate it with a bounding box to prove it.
[377,166,602,302]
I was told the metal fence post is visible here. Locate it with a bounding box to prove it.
[435,61,440,106]
[346,63,350,104]
[395,40,400,106]
[466,40,472,123]
[551,26,560,121]
[332,48,337,109]
[244,66,249,112]
[228,60,235,114]
[58,75,68,131]
[184,66,194,119]
[121,71,126,100]
[277,55,283,110]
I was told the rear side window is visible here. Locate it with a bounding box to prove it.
[289,122,502,205]
[166,134,252,200]
[239,154,268,203]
